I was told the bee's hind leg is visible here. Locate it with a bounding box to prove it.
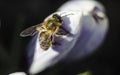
[52,41,61,46]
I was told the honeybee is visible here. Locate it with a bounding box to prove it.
[20,14,69,50]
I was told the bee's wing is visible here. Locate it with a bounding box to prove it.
[56,26,69,35]
[20,23,42,37]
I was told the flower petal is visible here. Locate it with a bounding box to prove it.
[58,0,108,62]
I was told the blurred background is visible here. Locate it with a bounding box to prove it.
[0,0,120,75]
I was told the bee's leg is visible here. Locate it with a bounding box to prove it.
[51,35,61,46]
[52,41,61,46]
[56,26,69,35]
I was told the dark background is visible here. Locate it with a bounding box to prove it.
[0,0,120,75]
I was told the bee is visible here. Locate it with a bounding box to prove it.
[20,14,69,50]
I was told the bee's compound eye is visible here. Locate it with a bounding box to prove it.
[53,14,63,23]
[53,14,58,18]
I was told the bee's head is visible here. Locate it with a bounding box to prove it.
[52,14,63,24]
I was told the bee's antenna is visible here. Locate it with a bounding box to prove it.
[60,12,74,17]
[62,13,74,17]
[59,12,65,16]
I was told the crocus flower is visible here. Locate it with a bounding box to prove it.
[9,0,109,75]
[28,0,108,75]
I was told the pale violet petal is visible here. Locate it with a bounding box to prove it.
[58,0,105,13]
[63,13,108,62]
[57,0,109,62]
